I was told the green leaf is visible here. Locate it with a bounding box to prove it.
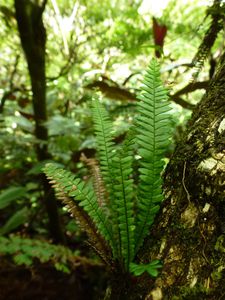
[91,98,120,258]
[43,163,113,252]
[0,236,76,273]
[110,135,135,270]
[46,115,80,136]
[0,186,27,209]
[54,262,70,274]
[129,260,162,277]
[0,207,29,235]
[13,253,33,266]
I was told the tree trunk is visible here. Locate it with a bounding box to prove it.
[132,53,225,299]
[15,0,65,244]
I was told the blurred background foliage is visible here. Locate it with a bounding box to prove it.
[0,0,223,269]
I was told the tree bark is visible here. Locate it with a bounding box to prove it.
[15,0,65,244]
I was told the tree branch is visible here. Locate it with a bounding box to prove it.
[85,79,209,110]
[172,81,209,98]
[0,54,20,113]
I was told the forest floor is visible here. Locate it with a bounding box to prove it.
[0,259,107,300]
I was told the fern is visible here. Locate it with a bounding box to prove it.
[92,100,137,270]
[91,99,122,260]
[43,59,171,275]
[80,153,107,210]
[111,136,135,270]
[44,163,113,265]
[0,235,79,273]
[135,59,171,253]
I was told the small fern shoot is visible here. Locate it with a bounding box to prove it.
[43,59,171,276]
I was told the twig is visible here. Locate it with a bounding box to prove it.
[172,81,209,98]
[182,161,191,204]
[0,54,20,113]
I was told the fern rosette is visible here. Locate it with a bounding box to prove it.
[43,59,171,276]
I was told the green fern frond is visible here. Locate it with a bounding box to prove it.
[91,98,122,259]
[135,59,171,253]
[92,98,116,186]
[43,163,113,251]
[111,136,135,271]
[54,189,112,266]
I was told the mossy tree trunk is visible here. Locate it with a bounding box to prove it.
[15,0,65,243]
[130,53,225,300]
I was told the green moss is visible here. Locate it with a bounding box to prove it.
[171,284,211,300]
[215,235,225,253]
[212,235,225,281]
[211,268,223,281]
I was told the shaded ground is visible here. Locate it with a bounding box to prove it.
[0,259,107,300]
